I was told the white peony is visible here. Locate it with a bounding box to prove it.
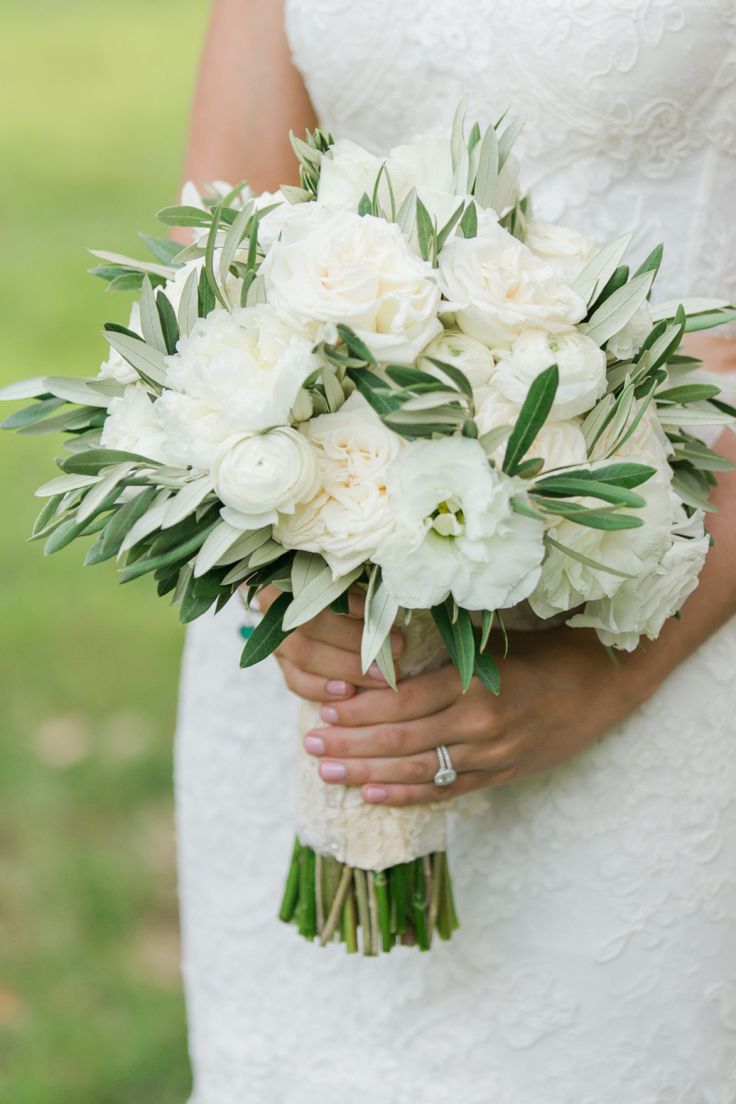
[524,219,598,284]
[438,220,587,348]
[98,302,141,385]
[492,328,607,419]
[261,207,443,364]
[418,329,495,389]
[568,510,709,649]
[474,388,588,472]
[212,427,319,530]
[274,392,403,576]
[376,437,545,610]
[100,383,174,464]
[607,300,654,361]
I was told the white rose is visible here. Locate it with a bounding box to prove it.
[419,329,495,389]
[212,427,319,530]
[529,473,673,619]
[607,301,654,361]
[492,329,607,419]
[376,437,545,610]
[258,195,329,253]
[568,512,709,650]
[261,208,443,364]
[474,388,588,472]
[438,220,587,348]
[524,219,598,284]
[274,392,403,576]
[100,383,174,464]
[98,302,141,385]
[317,138,386,210]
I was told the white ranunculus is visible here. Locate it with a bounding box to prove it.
[418,329,495,389]
[376,437,545,610]
[474,388,588,472]
[529,474,674,619]
[261,208,443,364]
[274,392,403,576]
[438,220,587,348]
[100,383,174,463]
[524,219,598,284]
[607,300,654,361]
[98,302,141,385]
[492,328,607,419]
[212,427,319,530]
[568,513,709,650]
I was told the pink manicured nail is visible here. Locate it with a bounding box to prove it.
[320,705,339,724]
[320,761,346,782]
[363,785,388,803]
[304,735,325,755]
[326,680,351,696]
[368,663,387,682]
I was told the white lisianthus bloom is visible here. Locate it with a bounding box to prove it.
[492,329,607,419]
[474,388,588,472]
[212,427,319,530]
[524,219,598,284]
[101,383,174,464]
[376,437,545,610]
[438,220,587,348]
[418,329,495,389]
[607,300,654,361]
[155,304,318,469]
[529,474,673,619]
[568,510,709,649]
[261,207,443,364]
[98,302,141,385]
[274,392,403,576]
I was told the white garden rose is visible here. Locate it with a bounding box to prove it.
[438,220,587,348]
[100,383,174,464]
[492,328,607,419]
[274,392,403,576]
[258,194,329,253]
[529,473,673,619]
[98,302,141,385]
[261,207,443,364]
[212,427,319,530]
[474,388,588,472]
[418,329,495,389]
[317,139,386,210]
[376,436,545,610]
[568,511,709,650]
[524,219,598,284]
[607,300,654,360]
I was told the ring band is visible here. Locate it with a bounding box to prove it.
[433,745,457,787]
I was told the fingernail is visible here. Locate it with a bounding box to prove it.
[304,735,325,756]
[326,679,352,696]
[363,785,388,803]
[391,632,404,657]
[368,662,387,682]
[320,761,346,782]
[320,705,339,724]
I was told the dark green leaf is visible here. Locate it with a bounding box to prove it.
[1,397,66,431]
[240,591,293,667]
[423,357,474,401]
[532,476,646,507]
[198,266,216,318]
[156,204,213,229]
[337,324,377,365]
[452,607,476,692]
[634,243,664,280]
[59,448,154,475]
[415,197,434,262]
[156,290,180,355]
[502,364,559,474]
[474,645,500,695]
[139,233,185,265]
[459,201,478,239]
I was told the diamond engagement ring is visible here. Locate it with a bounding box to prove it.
[433,745,457,787]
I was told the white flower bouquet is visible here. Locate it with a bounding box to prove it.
[3,105,735,954]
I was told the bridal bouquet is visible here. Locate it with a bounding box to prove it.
[3,105,735,954]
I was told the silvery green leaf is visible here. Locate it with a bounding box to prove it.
[322,368,345,412]
[245,274,267,307]
[248,538,285,568]
[450,99,468,172]
[497,117,523,170]
[155,205,213,229]
[139,276,167,354]
[217,527,272,566]
[282,564,364,631]
[571,232,634,305]
[221,559,253,586]
[0,376,48,402]
[651,297,731,322]
[104,330,168,386]
[292,551,327,593]
[435,201,465,254]
[171,564,193,607]
[219,202,254,287]
[177,267,200,338]
[478,424,512,455]
[88,249,174,279]
[581,393,615,450]
[373,633,397,691]
[399,390,463,412]
[580,270,655,347]
[193,521,245,578]
[41,377,112,407]
[671,472,720,513]
[684,308,736,333]
[492,155,521,214]
[161,476,214,529]
[77,463,135,524]
[452,144,470,196]
[600,381,635,455]
[473,125,499,207]
[118,490,172,554]
[657,404,734,427]
[361,567,399,673]
[171,242,206,265]
[35,473,100,498]
[279,185,312,204]
[396,186,417,237]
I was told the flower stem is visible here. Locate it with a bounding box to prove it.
[278,837,301,923]
[352,868,372,956]
[412,858,430,951]
[342,883,358,953]
[319,863,352,946]
[373,871,394,952]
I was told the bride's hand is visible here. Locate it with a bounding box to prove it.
[302,626,653,806]
[256,585,405,704]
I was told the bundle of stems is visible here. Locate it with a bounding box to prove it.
[278,837,459,953]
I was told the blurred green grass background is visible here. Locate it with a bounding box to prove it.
[0,2,208,1100]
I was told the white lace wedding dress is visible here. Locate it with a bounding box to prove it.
[174,2,736,1100]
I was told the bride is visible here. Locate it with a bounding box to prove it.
[174,1,736,1100]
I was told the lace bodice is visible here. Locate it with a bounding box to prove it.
[285,0,736,305]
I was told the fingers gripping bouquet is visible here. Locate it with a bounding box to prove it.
[3,105,735,954]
